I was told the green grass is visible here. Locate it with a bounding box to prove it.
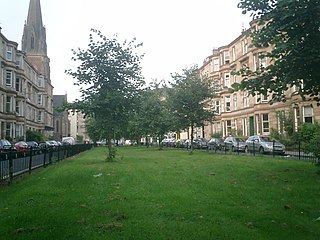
[1,147,320,240]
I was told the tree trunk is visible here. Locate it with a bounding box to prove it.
[106,132,115,161]
[190,124,194,153]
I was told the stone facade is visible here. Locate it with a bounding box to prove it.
[0,0,53,141]
[53,95,70,140]
[69,111,89,144]
[198,21,319,139]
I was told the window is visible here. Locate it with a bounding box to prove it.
[215,100,220,114]
[233,75,237,84]
[16,100,21,115]
[262,113,269,133]
[243,92,249,108]
[6,70,13,87]
[38,111,42,122]
[261,94,268,102]
[303,106,313,123]
[224,73,230,88]
[226,120,232,135]
[213,59,219,71]
[225,96,231,112]
[233,94,238,110]
[232,47,236,61]
[6,123,11,139]
[224,51,230,64]
[6,96,12,113]
[254,53,267,71]
[15,77,20,92]
[242,39,248,54]
[242,118,247,136]
[6,46,13,61]
[293,107,300,132]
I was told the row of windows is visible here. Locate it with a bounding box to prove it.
[217,107,314,137]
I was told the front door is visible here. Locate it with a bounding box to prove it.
[249,116,254,136]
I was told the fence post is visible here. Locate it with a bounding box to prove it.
[253,141,255,156]
[298,140,301,160]
[49,147,52,165]
[29,147,33,174]
[57,146,60,162]
[8,149,14,184]
[237,142,240,155]
[43,147,47,167]
[272,140,275,158]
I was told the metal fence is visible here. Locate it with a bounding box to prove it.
[0,144,93,184]
[161,141,319,163]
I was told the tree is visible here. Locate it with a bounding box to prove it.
[126,80,173,148]
[234,0,320,103]
[85,117,102,144]
[168,65,214,152]
[26,130,45,142]
[66,29,145,160]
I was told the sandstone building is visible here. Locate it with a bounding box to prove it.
[198,21,319,139]
[0,0,53,141]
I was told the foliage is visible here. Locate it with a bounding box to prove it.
[294,122,320,161]
[139,80,173,146]
[168,65,215,151]
[26,130,45,142]
[65,29,144,160]
[84,117,103,143]
[235,0,320,103]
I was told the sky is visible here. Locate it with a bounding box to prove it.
[0,0,251,101]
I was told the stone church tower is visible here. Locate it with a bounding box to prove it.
[22,0,50,81]
[22,0,54,136]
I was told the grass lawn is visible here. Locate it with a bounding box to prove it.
[0,147,320,240]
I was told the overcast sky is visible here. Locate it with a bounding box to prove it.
[0,0,251,101]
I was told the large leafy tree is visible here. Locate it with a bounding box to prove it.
[234,0,320,103]
[127,80,173,148]
[168,65,214,152]
[66,29,144,160]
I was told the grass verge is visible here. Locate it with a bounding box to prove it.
[0,147,320,240]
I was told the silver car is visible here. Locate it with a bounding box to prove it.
[245,135,285,154]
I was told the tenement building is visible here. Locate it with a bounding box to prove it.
[0,0,53,141]
[199,21,319,139]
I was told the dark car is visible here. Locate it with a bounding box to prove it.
[193,138,208,149]
[26,141,41,154]
[207,138,225,151]
[224,136,246,152]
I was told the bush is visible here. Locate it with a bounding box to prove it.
[295,123,320,162]
[26,130,46,142]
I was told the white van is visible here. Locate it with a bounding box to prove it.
[62,137,75,145]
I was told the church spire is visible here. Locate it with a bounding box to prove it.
[22,0,47,55]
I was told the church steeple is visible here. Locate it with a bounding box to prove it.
[22,0,50,80]
[22,0,47,55]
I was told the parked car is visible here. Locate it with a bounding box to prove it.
[193,138,208,149]
[245,135,286,155]
[62,137,75,145]
[14,141,30,151]
[207,137,225,151]
[39,141,55,150]
[26,141,41,154]
[0,139,15,152]
[224,136,246,152]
